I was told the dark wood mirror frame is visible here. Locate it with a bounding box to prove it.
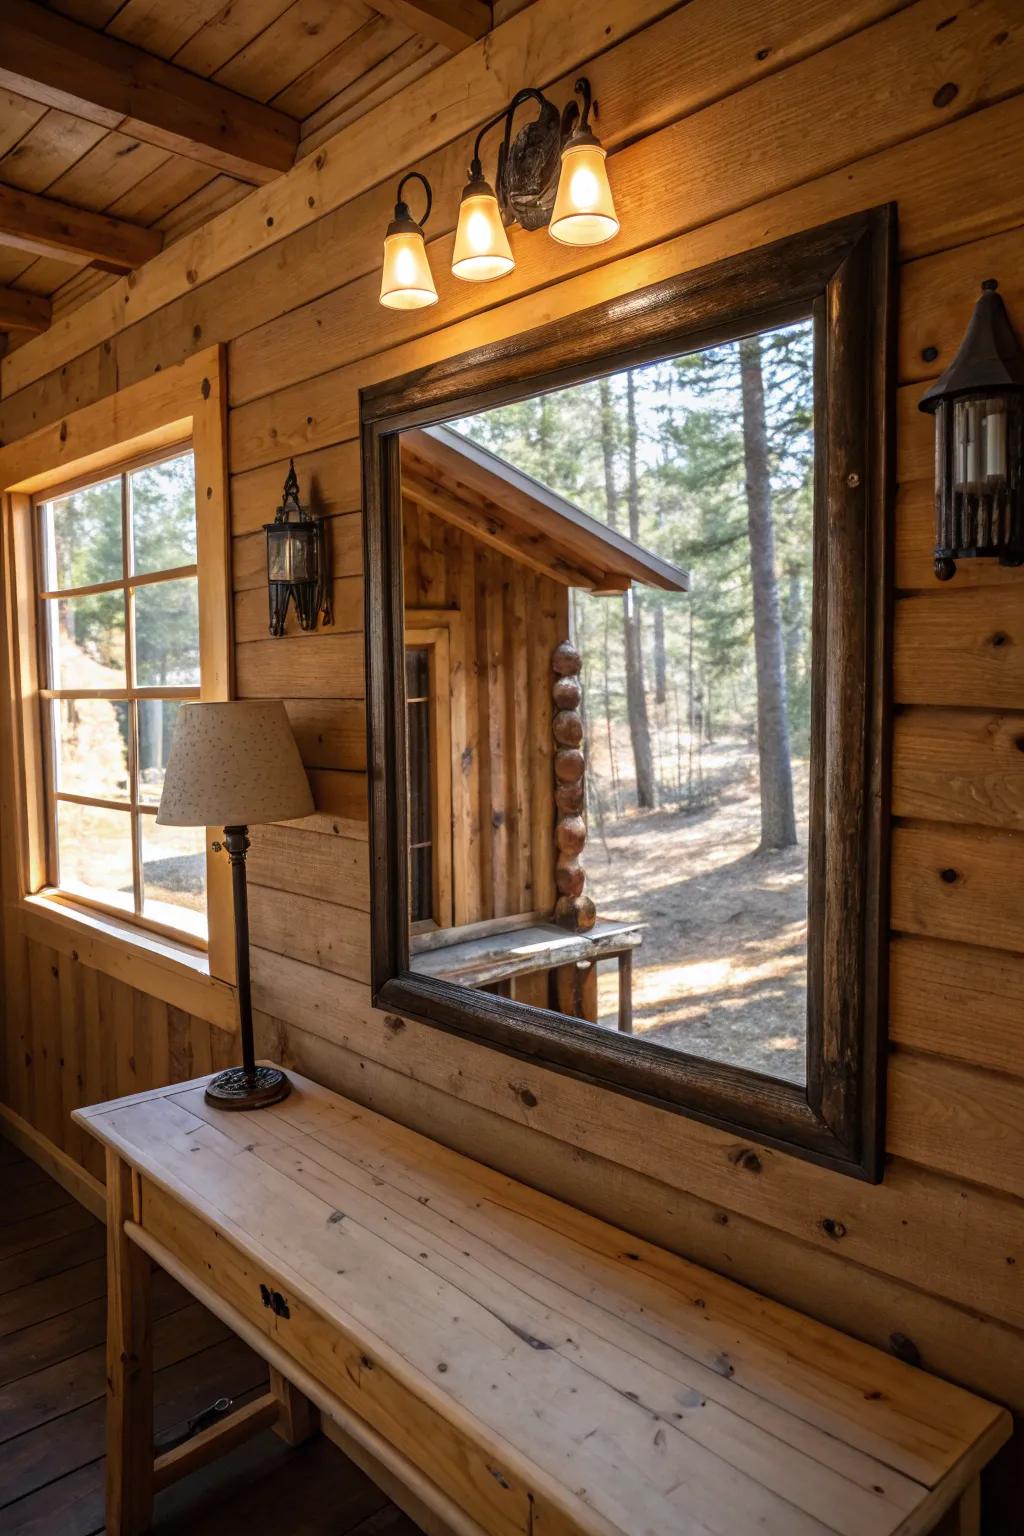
[361,205,896,1181]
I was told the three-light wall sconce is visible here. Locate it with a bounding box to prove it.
[919,279,1024,580]
[380,77,618,311]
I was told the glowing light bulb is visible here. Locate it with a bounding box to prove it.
[569,164,600,211]
[467,210,494,252]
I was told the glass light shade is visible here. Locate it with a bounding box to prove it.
[549,138,619,247]
[267,523,317,582]
[451,187,514,282]
[380,228,437,310]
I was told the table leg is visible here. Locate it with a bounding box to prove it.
[270,1366,318,1446]
[617,950,634,1034]
[106,1150,154,1535]
[953,1477,980,1536]
[932,1477,981,1536]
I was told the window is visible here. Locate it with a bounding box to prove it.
[363,209,894,1179]
[35,449,207,944]
[0,347,234,1016]
[404,623,454,932]
[406,644,435,926]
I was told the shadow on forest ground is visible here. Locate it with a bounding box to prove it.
[587,737,808,1084]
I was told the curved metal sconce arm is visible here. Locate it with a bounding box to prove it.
[394,169,433,228]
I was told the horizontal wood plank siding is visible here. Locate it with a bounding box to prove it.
[2,0,1024,1520]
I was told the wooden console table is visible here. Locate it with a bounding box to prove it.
[76,1069,1010,1536]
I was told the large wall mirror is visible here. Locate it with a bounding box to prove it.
[362,207,895,1179]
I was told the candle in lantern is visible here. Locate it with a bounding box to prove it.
[985,400,1008,479]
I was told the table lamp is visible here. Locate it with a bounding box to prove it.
[157,700,314,1110]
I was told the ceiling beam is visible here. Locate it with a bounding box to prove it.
[0,0,299,186]
[0,286,50,333]
[0,183,162,273]
[371,0,491,52]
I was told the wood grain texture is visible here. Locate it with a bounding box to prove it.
[250,954,1024,1332]
[889,935,1024,1077]
[1,0,683,397]
[0,0,299,184]
[0,286,50,333]
[404,502,565,925]
[1,0,1024,1515]
[372,0,491,51]
[0,181,160,272]
[891,824,1024,954]
[104,1149,152,1534]
[887,1052,1024,1199]
[74,1071,1012,1536]
[893,708,1024,828]
[5,16,1024,451]
[895,591,1024,708]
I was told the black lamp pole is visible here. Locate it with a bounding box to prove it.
[204,826,291,1110]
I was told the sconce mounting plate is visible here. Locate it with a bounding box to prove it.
[496,96,563,230]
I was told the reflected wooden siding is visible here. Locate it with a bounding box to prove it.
[403,497,566,926]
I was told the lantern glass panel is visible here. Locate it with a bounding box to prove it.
[267,528,292,582]
[286,525,319,582]
[951,396,1009,490]
[267,525,318,583]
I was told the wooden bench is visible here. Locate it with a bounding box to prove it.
[411,918,643,1031]
[75,1069,1011,1536]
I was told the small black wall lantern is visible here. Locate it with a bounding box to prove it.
[919,279,1024,580]
[264,459,331,635]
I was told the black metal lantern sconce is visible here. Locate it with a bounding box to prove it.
[264,460,332,636]
[919,279,1024,580]
[379,77,618,310]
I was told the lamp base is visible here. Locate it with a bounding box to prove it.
[204,1064,291,1111]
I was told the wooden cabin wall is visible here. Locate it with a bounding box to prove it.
[2,0,1024,1517]
[403,495,566,927]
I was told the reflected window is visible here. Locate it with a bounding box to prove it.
[406,644,435,926]
[35,449,206,943]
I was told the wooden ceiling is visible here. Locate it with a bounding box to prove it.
[0,0,498,351]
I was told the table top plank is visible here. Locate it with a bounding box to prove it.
[74,1070,1011,1536]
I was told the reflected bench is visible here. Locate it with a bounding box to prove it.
[411,917,643,1031]
[77,1068,1010,1536]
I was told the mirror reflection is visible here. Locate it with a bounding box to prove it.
[401,320,814,1083]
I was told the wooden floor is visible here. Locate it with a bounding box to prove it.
[0,1134,421,1535]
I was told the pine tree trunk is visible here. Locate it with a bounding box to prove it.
[653,603,667,704]
[784,563,802,696]
[623,373,657,807]
[599,377,657,809]
[739,334,797,850]
[601,601,621,816]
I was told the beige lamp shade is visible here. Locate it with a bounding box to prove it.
[451,180,514,282]
[156,701,314,828]
[380,227,438,310]
[549,137,619,247]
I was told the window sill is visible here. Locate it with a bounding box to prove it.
[17,893,237,1033]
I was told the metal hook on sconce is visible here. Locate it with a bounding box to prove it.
[560,77,595,140]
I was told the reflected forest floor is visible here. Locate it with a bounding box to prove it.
[588,738,808,1083]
